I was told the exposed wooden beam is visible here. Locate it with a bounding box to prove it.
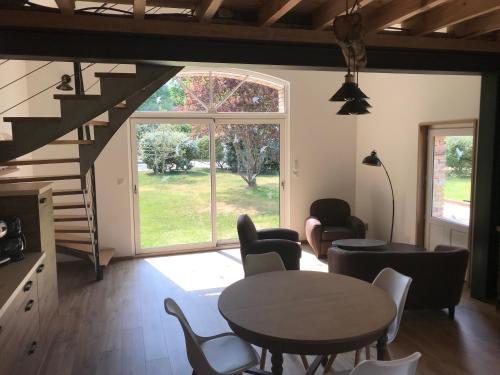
[403,0,500,36]
[451,10,500,38]
[363,0,450,34]
[0,9,499,53]
[258,0,303,27]
[55,0,75,15]
[133,0,146,20]
[312,0,376,30]
[195,0,224,22]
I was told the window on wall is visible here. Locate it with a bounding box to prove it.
[137,70,285,113]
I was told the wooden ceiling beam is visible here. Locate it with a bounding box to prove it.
[0,9,499,53]
[133,0,146,20]
[363,0,450,34]
[403,0,500,36]
[55,0,75,15]
[450,10,500,38]
[195,0,224,22]
[312,0,376,30]
[258,0,303,27]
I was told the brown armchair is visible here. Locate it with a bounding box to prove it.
[305,199,365,258]
[237,214,301,270]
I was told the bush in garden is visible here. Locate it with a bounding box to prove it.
[140,128,199,173]
[446,136,473,178]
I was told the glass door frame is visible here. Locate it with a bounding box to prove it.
[129,113,288,255]
[424,126,475,250]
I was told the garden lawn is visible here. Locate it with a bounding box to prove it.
[138,168,279,249]
[444,176,471,202]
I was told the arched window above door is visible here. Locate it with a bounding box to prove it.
[138,69,287,113]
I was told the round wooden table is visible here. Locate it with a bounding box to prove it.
[218,271,396,375]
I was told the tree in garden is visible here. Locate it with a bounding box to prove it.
[446,136,473,177]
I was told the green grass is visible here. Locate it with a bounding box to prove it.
[444,176,471,202]
[138,168,279,248]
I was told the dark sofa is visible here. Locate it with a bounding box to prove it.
[328,245,469,319]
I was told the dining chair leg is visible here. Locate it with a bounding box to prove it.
[365,346,371,360]
[322,354,337,373]
[300,354,309,369]
[354,349,362,366]
[260,348,267,369]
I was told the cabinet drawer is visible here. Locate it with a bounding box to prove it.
[15,321,43,375]
[0,283,40,375]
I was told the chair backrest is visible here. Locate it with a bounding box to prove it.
[310,199,351,226]
[350,352,421,375]
[237,214,258,244]
[244,252,286,277]
[164,298,210,373]
[373,268,412,343]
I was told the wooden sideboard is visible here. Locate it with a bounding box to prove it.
[0,183,59,375]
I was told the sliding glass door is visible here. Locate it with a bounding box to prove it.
[131,117,284,254]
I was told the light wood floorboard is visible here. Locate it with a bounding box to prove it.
[40,248,500,375]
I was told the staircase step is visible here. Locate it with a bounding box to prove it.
[52,189,84,196]
[3,116,60,124]
[91,248,114,267]
[53,94,100,100]
[56,241,93,254]
[54,214,90,222]
[55,233,93,244]
[0,174,80,184]
[0,166,19,176]
[54,202,89,210]
[95,72,136,79]
[85,120,109,127]
[50,140,94,145]
[0,158,80,166]
[55,225,92,233]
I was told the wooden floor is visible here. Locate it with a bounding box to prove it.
[40,248,500,375]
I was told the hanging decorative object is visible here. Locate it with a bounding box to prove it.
[330,0,371,115]
[56,74,73,91]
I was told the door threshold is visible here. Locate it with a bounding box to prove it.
[134,242,239,259]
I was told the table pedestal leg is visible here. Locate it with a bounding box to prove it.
[270,352,283,375]
[376,334,391,361]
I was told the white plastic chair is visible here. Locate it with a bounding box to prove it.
[356,268,413,365]
[338,352,421,375]
[164,298,259,375]
[325,268,413,372]
[244,251,286,277]
[243,252,310,370]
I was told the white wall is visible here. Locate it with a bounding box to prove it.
[354,73,481,244]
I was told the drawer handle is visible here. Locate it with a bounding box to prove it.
[28,341,37,355]
[39,197,47,204]
[23,281,33,292]
[36,264,45,273]
[25,299,34,312]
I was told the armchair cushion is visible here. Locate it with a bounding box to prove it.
[321,226,355,241]
[244,239,301,270]
[258,228,299,242]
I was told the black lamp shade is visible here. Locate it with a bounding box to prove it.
[337,98,371,115]
[362,150,381,166]
[329,74,369,102]
[56,74,73,91]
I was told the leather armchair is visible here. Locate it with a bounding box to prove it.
[305,199,365,258]
[237,214,301,270]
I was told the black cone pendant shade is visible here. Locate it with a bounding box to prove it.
[337,98,370,115]
[329,74,369,102]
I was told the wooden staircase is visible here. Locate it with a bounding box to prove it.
[0,64,182,280]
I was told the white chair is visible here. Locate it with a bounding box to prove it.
[324,268,412,372]
[335,352,421,375]
[164,298,259,375]
[243,252,310,370]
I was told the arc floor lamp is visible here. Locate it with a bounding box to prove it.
[362,151,394,243]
